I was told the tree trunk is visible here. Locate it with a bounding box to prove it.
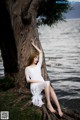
[0,0,49,93]
[0,0,18,76]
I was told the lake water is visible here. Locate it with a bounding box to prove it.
[39,19,80,111]
[0,19,80,111]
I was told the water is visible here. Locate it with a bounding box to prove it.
[39,19,80,111]
[0,19,80,111]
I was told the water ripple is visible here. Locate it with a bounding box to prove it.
[39,19,80,104]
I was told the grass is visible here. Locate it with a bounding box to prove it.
[0,90,42,120]
[0,77,15,91]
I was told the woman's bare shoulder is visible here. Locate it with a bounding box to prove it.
[25,66,30,70]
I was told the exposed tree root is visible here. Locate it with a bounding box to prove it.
[9,94,27,106]
[62,108,80,120]
[8,88,80,120]
[42,105,52,120]
[16,87,31,96]
[20,100,32,111]
[41,100,80,120]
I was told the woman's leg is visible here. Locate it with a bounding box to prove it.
[50,86,63,117]
[44,81,56,113]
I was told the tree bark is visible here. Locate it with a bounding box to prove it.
[0,0,18,76]
[0,0,49,92]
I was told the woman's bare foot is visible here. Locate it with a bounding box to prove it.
[47,104,56,113]
[57,107,63,117]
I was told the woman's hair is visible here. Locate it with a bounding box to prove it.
[28,51,39,66]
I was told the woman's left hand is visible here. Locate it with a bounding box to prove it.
[31,39,34,45]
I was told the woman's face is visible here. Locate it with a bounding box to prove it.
[33,55,39,64]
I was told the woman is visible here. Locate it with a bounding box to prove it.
[25,41,63,117]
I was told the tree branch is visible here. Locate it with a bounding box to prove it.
[21,0,43,25]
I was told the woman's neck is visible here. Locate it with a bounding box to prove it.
[31,63,36,66]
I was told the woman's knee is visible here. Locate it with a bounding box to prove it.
[45,81,50,86]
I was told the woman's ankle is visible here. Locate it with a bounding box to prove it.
[47,102,52,106]
[57,106,61,110]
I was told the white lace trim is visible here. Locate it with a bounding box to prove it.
[30,82,46,107]
[32,94,44,107]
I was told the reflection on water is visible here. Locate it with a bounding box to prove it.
[39,19,80,110]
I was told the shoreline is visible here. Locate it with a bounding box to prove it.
[64,18,80,21]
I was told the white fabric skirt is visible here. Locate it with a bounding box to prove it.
[30,82,46,107]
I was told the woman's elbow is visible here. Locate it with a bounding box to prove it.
[27,80,30,83]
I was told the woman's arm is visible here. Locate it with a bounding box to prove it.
[31,41,42,53]
[31,41,43,66]
[27,79,43,83]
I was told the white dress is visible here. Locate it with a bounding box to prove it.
[25,54,47,107]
